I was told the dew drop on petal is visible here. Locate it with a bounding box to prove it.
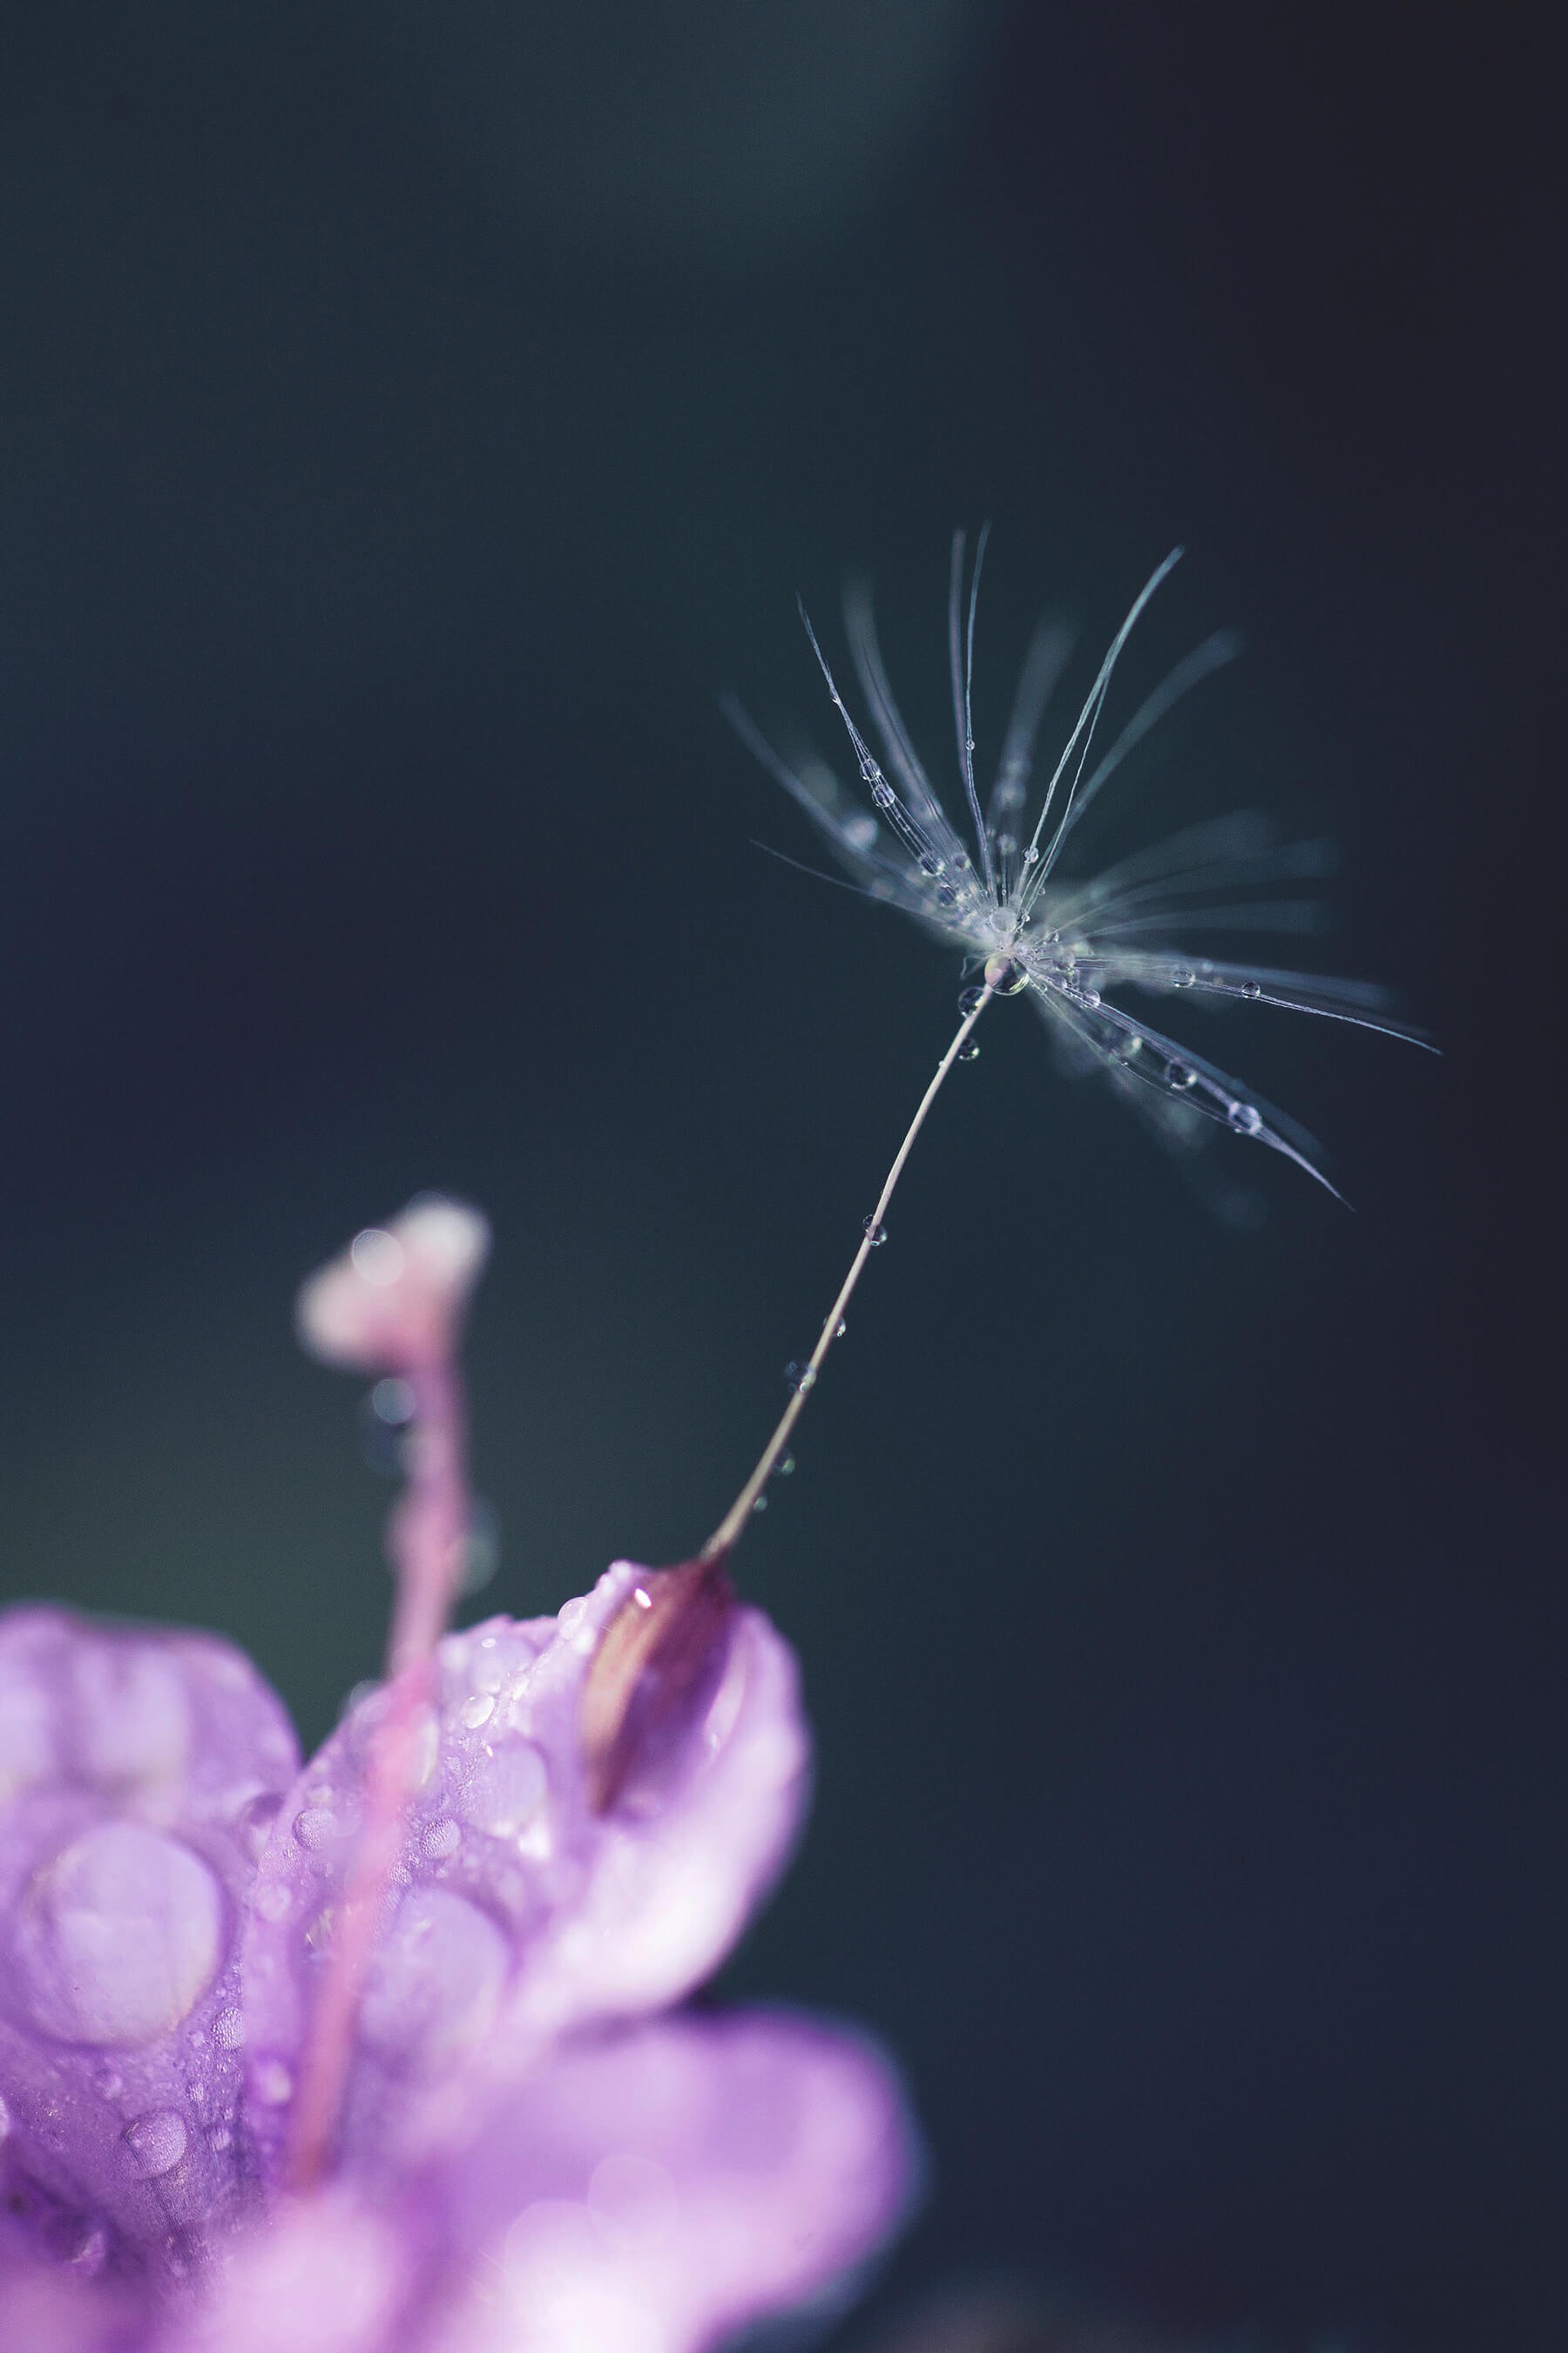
[556,1598,589,1641]
[254,1881,292,1924]
[460,1693,496,1731]
[16,1825,224,2046]
[124,2111,187,2180]
[213,2007,245,2051]
[422,1818,462,1861]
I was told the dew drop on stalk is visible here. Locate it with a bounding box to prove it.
[983,953,1030,997]
[862,1218,888,1246]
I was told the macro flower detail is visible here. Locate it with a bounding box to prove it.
[0,1206,915,2353]
[727,535,1431,1198]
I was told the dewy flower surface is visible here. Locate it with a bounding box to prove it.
[0,1211,915,2353]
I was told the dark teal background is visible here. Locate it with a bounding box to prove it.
[1,6,1560,2348]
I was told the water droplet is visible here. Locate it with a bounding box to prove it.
[1022,844,1040,865]
[234,1790,284,1860]
[835,1317,848,1338]
[774,1453,796,1477]
[460,1692,496,1731]
[751,1494,767,1513]
[1112,1033,1143,1063]
[350,1228,404,1286]
[953,849,973,872]
[957,984,986,1016]
[957,1040,981,1061]
[422,1818,462,1861]
[936,883,959,907]
[1171,967,1196,989]
[370,1376,415,1425]
[965,734,976,754]
[92,2065,124,2099]
[1076,988,1101,1011]
[1240,980,1262,1000]
[1228,1102,1264,1135]
[254,1881,291,1924]
[870,780,896,810]
[294,1807,342,1851]
[983,952,1031,997]
[17,1825,225,2046]
[1165,1060,1198,1092]
[862,1218,888,1246]
[783,1360,816,1393]
[916,852,944,877]
[556,1597,589,1640]
[463,1500,501,1598]
[208,2125,232,2154]
[0,2092,10,2142]
[213,2006,245,2051]
[125,2111,187,2180]
[253,2059,293,2106]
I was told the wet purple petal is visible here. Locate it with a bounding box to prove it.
[170,2012,914,2353]
[0,1608,300,2288]
[241,1564,808,2180]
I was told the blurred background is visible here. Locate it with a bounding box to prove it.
[1,4,1562,2347]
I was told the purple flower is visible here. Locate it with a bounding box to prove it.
[0,1207,915,2352]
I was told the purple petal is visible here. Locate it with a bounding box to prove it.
[168,2012,915,2353]
[416,2009,915,2353]
[0,1608,300,2289]
[241,1565,809,2180]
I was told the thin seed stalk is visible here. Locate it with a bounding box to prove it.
[700,983,994,1560]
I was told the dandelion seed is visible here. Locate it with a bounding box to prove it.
[699,536,1434,1559]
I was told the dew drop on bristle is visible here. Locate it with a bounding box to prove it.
[917,852,943,877]
[1172,968,1196,989]
[1241,981,1262,1000]
[870,781,896,810]
[983,953,1030,997]
[835,1318,848,1338]
[783,1361,816,1394]
[1166,1060,1198,1092]
[957,984,986,1017]
[1022,845,1040,865]
[751,1494,767,1512]
[774,1453,795,1477]
[862,1218,888,1246]
[957,1040,981,1062]
[1228,1102,1264,1134]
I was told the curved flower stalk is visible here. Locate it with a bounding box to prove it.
[0,1202,915,2353]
